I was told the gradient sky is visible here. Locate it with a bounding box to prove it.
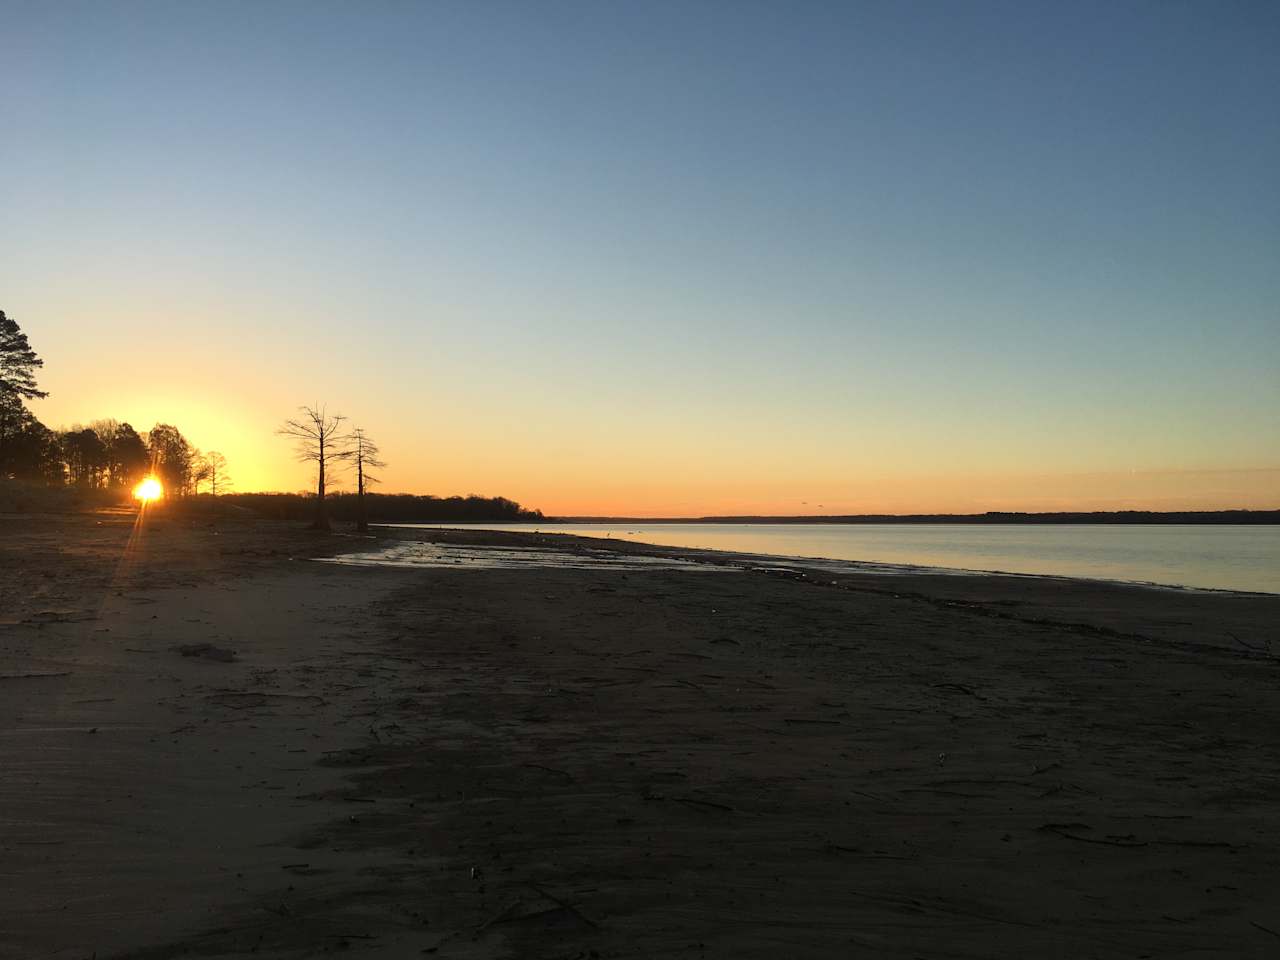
[3,1,1277,515]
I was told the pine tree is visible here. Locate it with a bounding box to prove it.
[0,310,48,404]
[1,310,50,473]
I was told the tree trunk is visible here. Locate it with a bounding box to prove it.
[356,452,368,533]
[312,437,329,531]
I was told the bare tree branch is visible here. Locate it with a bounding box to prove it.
[350,426,388,533]
[276,405,352,529]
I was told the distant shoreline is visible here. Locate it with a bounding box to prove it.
[553,509,1280,525]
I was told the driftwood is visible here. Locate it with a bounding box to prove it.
[0,672,71,680]
[1037,824,1146,847]
[1251,921,1280,940]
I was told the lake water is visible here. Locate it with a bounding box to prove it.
[386,522,1280,594]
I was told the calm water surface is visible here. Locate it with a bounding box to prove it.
[388,523,1280,594]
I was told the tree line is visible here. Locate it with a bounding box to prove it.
[216,492,542,525]
[4,309,543,523]
[0,309,229,495]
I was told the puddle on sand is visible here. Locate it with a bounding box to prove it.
[315,541,728,572]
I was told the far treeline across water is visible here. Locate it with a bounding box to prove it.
[568,510,1280,525]
[221,492,543,525]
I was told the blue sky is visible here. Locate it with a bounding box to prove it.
[3,1,1277,512]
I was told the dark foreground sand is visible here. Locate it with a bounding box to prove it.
[2,511,1279,959]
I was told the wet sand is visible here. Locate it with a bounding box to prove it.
[2,512,1279,958]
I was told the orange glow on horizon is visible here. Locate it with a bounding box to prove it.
[27,385,1279,518]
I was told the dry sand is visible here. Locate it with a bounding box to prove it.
[2,511,1279,959]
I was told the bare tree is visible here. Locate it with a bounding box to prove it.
[350,427,387,533]
[189,447,209,493]
[278,405,351,530]
[202,451,231,495]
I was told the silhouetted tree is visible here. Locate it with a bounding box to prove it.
[213,491,543,523]
[0,315,213,496]
[201,451,231,495]
[0,393,30,477]
[0,310,49,475]
[0,407,63,482]
[278,405,351,530]
[61,427,108,486]
[91,419,137,487]
[89,419,121,470]
[189,447,208,493]
[148,423,192,496]
[106,422,150,488]
[350,427,386,533]
[0,310,47,405]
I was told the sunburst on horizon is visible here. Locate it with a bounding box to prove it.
[133,476,163,503]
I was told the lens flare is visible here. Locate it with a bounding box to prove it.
[133,477,164,503]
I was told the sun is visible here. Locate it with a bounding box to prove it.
[133,476,164,503]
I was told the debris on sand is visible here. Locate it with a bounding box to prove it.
[0,671,72,680]
[173,643,238,662]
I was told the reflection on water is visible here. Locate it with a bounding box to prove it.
[317,541,726,571]
[383,522,1280,594]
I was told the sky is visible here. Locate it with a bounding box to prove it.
[2,0,1277,516]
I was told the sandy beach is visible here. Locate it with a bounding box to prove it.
[3,511,1279,959]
